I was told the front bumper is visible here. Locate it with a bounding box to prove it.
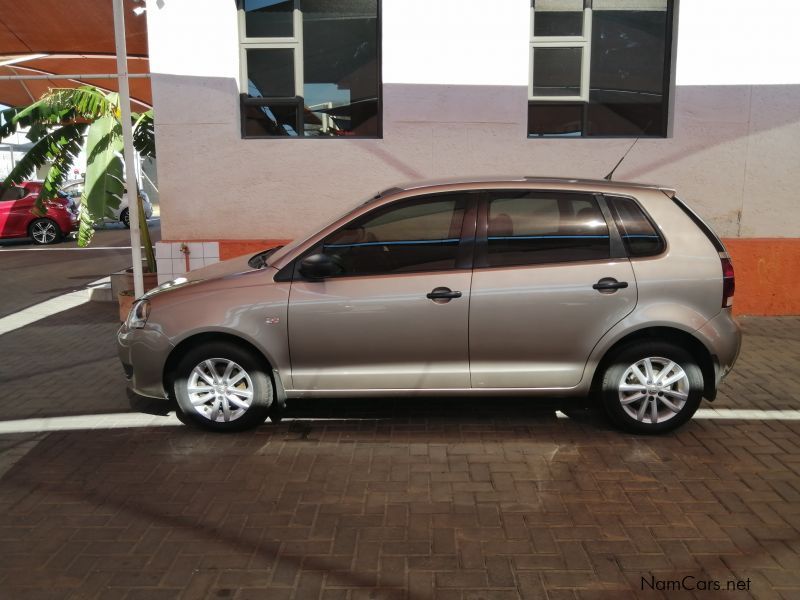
[117,324,174,399]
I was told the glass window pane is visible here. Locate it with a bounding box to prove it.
[246,48,295,98]
[607,195,665,257]
[302,0,380,137]
[533,0,585,37]
[486,193,610,267]
[323,196,466,276]
[242,102,299,136]
[587,1,669,136]
[532,47,582,97]
[244,0,294,38]
[528,102,583,136]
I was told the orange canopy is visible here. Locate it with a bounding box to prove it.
[0,0,151,108]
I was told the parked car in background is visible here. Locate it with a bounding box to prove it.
[119,177,741,435]
[60,179,153,228]
[0,181,77,244]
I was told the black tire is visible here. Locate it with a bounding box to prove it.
[600,341,703,434]
[120,208,130,228]
[28,218,62,245]
[173,341,273,432]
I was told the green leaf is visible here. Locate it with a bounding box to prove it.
[39,124,89,206]
[133,110,155,158]
[78,114,124,247]
[0,124,86,197]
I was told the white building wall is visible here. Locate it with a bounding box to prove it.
[146,0,800,241]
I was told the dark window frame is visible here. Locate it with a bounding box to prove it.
[282,192,480,282]
[238,0,384,140]
[528,0,678,139]
[604,193,668,258]
[473,189,627,269]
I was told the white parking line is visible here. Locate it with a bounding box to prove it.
[1,410,799,435]
[556,409,800,421]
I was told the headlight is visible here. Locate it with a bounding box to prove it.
[125,299,151,329]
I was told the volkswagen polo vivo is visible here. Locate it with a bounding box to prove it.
[118,178,741,434]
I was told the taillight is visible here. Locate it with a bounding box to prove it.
[721,253,735,308]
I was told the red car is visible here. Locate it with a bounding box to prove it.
[0,181,77,244]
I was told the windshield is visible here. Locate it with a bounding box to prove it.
[265,192,387,266]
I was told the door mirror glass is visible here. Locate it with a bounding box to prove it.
[299,252,342,280]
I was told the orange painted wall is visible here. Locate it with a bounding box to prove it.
[723,238,800,316]
[215,238,800,317]
[218,239,290,261]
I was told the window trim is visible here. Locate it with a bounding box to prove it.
[474,189,621,270]
[237,0,383,139]
[602,193,669,259]
[529,1,592,102]
[281,192,479,282]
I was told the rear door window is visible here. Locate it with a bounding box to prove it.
[483,191,610,267]
[606,195,665,257]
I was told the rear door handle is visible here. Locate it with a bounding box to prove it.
[427,287,462,301]
[593,277,629,292]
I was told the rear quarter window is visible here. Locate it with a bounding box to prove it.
[606,195,665,257]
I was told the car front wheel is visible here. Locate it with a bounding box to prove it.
[173,341,274,432]
[600,341,703,434]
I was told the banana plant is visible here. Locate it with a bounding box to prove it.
[0,86,156,271]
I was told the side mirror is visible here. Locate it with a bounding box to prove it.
[299,253,341,280]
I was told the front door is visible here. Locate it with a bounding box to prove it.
[288,193,476,391]
[469,190,637,389]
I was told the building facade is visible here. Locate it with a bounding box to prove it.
[146,0,800,314]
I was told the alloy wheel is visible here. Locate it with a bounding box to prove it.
[187,358,255,423]
[31,220,56,244]
[618,356,690,424]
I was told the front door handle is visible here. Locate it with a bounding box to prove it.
[593,277,629,293]
[427,287,462,302]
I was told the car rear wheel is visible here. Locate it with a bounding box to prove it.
[29,218,62,245]
[600,341,703,434]
[173,341,273,432]
[120,208,130,228]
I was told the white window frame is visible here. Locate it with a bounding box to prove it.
[529,0,593,102]
[237,1,304,99]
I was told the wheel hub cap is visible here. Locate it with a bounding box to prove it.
[618,356,690,425]
[187,358,254,423]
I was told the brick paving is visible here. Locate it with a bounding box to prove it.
[0,304,799,599]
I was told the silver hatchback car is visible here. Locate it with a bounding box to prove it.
[118,178,741,434]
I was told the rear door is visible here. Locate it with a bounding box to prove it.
[469,190,637,389]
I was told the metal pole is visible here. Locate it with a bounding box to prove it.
[112,0,144,298]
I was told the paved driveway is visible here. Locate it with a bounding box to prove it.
[0,298,798,599]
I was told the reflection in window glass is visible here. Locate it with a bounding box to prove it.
[528,103,583,137]
[302,0,380,137]
[323,197,466,276]
[588,3,669,136]
[242,101,299,137]
[246,48,295,98]
[529,0,673,137]
[244,0,294,38]
[532,47,582,97]
[533,0,584,37]
[486,193,610,267]
[607,195,665,257]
